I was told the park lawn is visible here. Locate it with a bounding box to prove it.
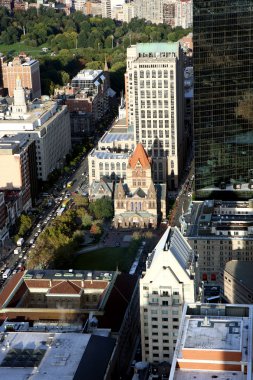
[0,42,47,56]
[74,247,136,272]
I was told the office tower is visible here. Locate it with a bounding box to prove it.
[170,303,253,379]
[2,53,41,99]
[126,43,184,188]
[140,227,197,364]
[194,1,253,198]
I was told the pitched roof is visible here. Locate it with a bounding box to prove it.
[128,143,151,169]
[47,280,81,295]
[0,272,24,308]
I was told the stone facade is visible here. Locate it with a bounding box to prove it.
[114,143,158,228]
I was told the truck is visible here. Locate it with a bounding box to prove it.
[17,238,24,247]
[14,247,22,255]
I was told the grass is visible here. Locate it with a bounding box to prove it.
[74,246,137,273]
[0,42,48,57]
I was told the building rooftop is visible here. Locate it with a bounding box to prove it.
[72,69,103,81]
[170,304,253,380]
[136,42,179,55]
[90,150,130,160]
[128,143,151,170]
[183,318,242,351]
[0,135,30,154]
[0,331,115,380]
[24,269,115,281]
[224,260,253,292]
[182,200,253,238]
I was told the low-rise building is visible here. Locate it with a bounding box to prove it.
[88,118,134,185]
[0,269,140,378]
[0,323,116,380]
[55,68,115,143]
[0,78,71,181]
[222,260,253,305]
[140,227,198,365]
[170,303,253,379]
[181,199,253,283]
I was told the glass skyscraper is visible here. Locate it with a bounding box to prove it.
[193,0,253,198]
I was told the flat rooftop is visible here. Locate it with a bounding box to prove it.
[183,318,242,351]
[0,331,115,380]
[0,331,90,379]
[184,200,253,238]
[90,150,130,160]
[72,69,103,81]
[24,269,115,281]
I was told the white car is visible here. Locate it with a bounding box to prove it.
[36,223,41,228]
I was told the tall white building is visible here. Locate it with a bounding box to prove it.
[175,0,192,29]
[0,78,71,181]
[135,0,165,24]
[140,227,198,364]
[125,42,184,187]
[101,0,125,18]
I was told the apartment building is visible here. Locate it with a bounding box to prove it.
[140,227,197,364]
[2,53,41,99]
[181,199,253,283]
[125,42,184,188]
[0,78,71,181]
[170,303,253,379]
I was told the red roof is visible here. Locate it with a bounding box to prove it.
[47,280,81,295]
[25,279,108,290]
[0,272,24,308]
[128,143,151,170]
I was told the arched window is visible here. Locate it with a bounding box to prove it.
[122,162,126,170]
[111,163,115,170]
[116,162,120,170]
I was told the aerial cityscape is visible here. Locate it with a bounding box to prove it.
[0,0,252,379]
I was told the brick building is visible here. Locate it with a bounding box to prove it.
[2,53,41,99]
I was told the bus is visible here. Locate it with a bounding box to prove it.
[2,268,11,279]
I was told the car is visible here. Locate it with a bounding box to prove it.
[19,253,23,259]
[31,244,36,248]
[38,228,42,233]
[34,233,38,237]
[36,223,41,228]
[23,255,27,260]
[29,239,34,245]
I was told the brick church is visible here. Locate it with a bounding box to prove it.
[114,143,166,228]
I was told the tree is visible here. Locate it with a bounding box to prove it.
[17,214,33,237]
[73,194,89,208]
[89,198,113,220]
[90,223,102,236]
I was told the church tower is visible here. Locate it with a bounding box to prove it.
[12,76,27,117]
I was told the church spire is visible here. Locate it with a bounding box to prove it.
[104,54,109,71]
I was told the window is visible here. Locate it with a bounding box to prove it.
[162,301,168,306]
